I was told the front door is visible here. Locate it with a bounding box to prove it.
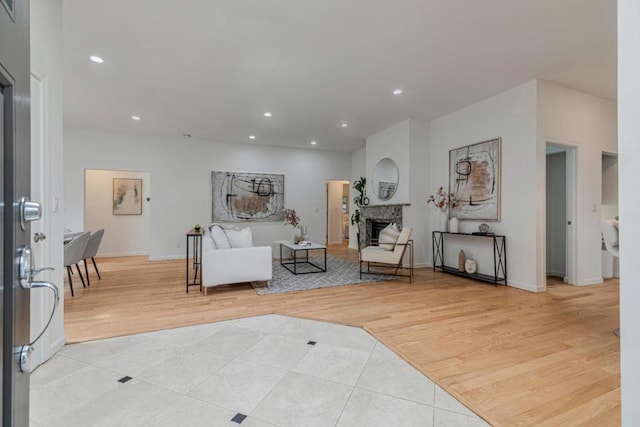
[1,0,34,425]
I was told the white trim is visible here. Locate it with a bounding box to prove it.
[508,279,544,293]
[575,277,605,286]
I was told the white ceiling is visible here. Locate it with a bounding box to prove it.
[63,0,617,152]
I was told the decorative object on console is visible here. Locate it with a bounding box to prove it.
[458,250,466,272]
[449,217,460,233]
[193,224,201,232]
[113,178,142,215]
[211,171,284,222]
[449,138,501,221]
[427,186,459,231]
[478,223,490,233]
[465,259,477,274]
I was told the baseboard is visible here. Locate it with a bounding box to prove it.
[546,270,566,278]
[149,254,186,261]
[50,334,66,354]
[99,251,149,257]
[574,277,605,286]
[507,279,543,293]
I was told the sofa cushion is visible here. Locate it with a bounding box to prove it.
[226,227,254,248]
[378,223,400,251]
[210,224,231,249]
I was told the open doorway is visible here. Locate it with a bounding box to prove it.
[325,180,350,245]
[84,169,151,257]
[545,143,577,287]
[601,152,619,279]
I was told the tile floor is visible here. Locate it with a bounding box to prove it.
[30,315,490,427]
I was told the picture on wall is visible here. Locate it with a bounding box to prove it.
[211,171,284,221]
[449,138,501,221]
[113,178,142,215]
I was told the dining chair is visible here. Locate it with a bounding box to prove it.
[82,229,104,286]
[63,232,90,297]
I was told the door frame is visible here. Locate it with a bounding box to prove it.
[545,141,578,287]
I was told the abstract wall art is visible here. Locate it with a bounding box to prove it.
[449,138,501,221]
[113,178,142,215]
[211,171,284,221]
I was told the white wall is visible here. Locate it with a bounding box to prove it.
[618,0,640,423]
[30,0,65,368]
[365,119,411,205]
[84,169,151,256]
[537,81,618,286]
[429,81,539,290]
[64,130,352,259]
[407,119,430,266]
[546,152,566,277]
[349,148,366,249]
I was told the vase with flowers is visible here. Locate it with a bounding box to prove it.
[427,187,459,232]
[283,208,306,243]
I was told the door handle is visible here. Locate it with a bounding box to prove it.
[16,246,60,373]
[34,232,46,243]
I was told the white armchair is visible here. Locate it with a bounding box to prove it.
[360,226,413,283]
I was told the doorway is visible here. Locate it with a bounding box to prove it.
[545,143,577,286]
[601,153,619,278]
[325,180,350,245]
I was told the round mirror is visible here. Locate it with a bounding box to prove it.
[372,158,399,201]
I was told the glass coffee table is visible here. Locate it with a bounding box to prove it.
[279,242,327,275]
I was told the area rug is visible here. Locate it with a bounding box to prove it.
[252,255,393,295]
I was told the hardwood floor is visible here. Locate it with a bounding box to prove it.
[63,247,620,427]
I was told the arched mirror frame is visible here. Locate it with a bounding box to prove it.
[372,157,399,201]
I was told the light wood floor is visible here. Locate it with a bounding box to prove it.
[63,247,621,427]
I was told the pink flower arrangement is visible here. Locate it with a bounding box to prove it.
[427,187,459,212]
[283,208,301,228]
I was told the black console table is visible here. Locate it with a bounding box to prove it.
[432,231,507,286]
[186,228,203,293]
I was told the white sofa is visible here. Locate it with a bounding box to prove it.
[201,226,272,295]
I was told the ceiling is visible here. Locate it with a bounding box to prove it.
[63,0,617,152]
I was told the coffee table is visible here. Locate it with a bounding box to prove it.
[279,242,327,275]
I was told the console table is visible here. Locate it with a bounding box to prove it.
[432,231,507,286]
[186,228,203,293]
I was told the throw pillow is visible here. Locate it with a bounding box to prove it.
[378,223,400,251]
[226,227,254,248]
[210,224,231,249]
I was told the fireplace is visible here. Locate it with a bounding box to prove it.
[358,203,408,243]
[370,220,390,241]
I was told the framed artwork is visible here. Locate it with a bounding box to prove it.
[211,171,284,221]
[449,138,501,221]
[113,178,143,215]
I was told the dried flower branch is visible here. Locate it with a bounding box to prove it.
[427,187,459,213]
[283,208,301,228]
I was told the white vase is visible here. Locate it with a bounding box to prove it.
[439,211,449,232]
[465,259,477,274]
[450,217,460,233]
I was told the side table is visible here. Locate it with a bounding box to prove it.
[186,228,203,293]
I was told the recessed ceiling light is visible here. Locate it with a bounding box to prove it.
[89,55,105,64]
[131,115,141,121]
[310,140,317,145]
[341,123,348,128]
[264,112,272,117]
[249,135,256,140]
[393,89,403,95]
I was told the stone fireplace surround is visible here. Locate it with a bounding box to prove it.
[358,204,410,243]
